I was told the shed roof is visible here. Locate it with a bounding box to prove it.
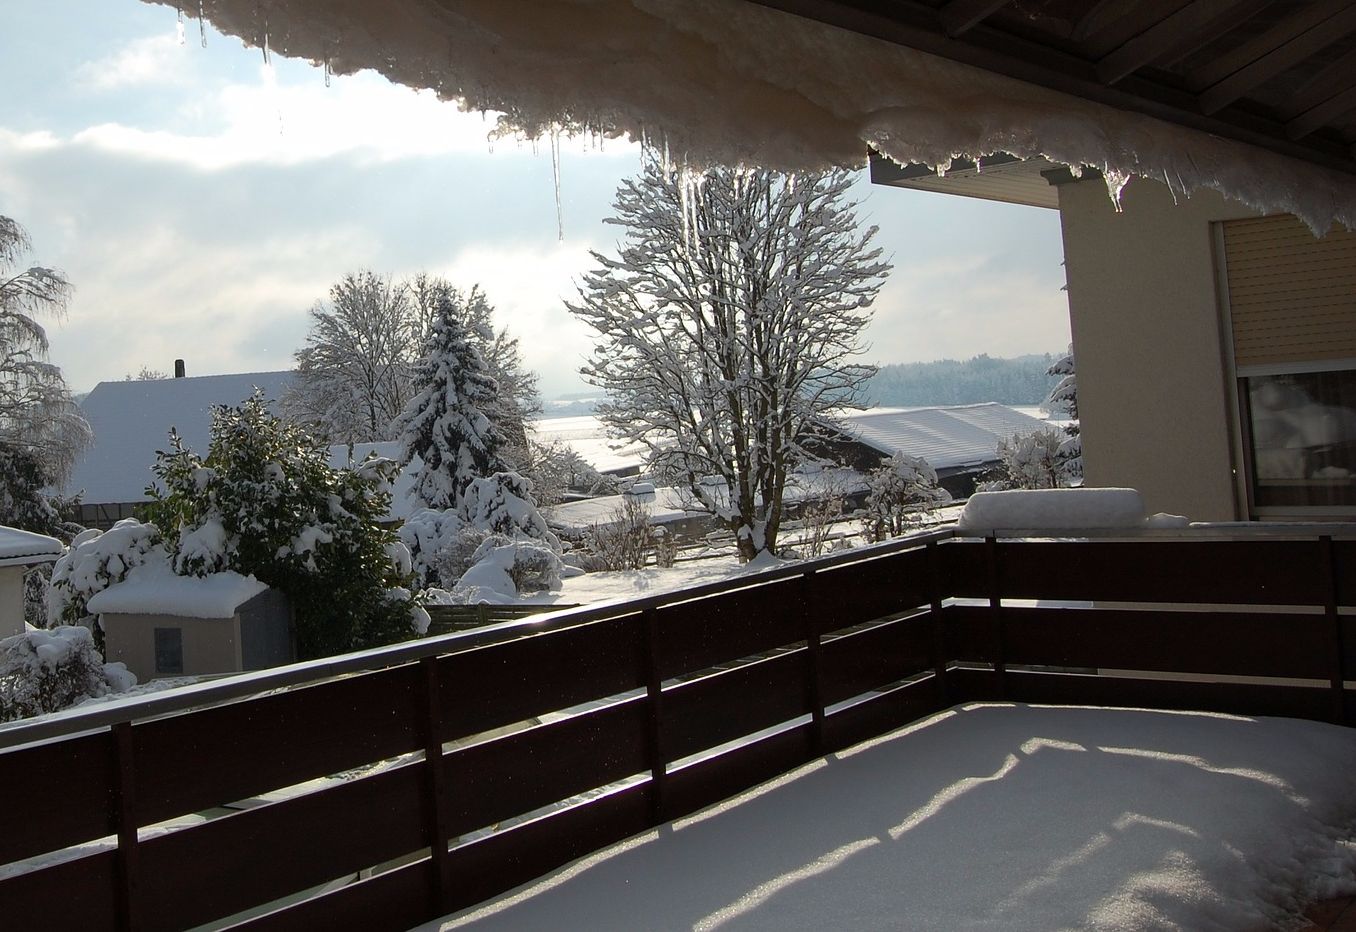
[0,526,65,568]
[86,562,269,619]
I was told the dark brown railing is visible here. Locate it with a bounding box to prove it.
[0,528,1351,931]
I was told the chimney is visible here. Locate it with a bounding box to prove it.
[174,359,186,379]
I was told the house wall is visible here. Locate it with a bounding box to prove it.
[0,566,25,639]
[1054,177,1254,520]
[103,613,243,681]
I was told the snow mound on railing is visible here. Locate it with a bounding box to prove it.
[957,488,1188,534]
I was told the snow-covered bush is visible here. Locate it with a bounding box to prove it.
[434,528,509,587]
[47,519,165,630]
[979,429,1067,492]
[585,495,652,570]
[1045,348,1082,483]
[144,393,424,659]
[398,508,467,589]
[863,453,951,542]
[0,626,136,723]
[459,472,561,551]
[447,539,564,603]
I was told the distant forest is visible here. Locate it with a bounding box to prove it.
[866,353,1062,407]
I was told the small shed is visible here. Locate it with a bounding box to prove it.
[88,563,293,681]
[0,526,65,638]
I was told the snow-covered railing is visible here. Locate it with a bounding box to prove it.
[0,525,1351,930]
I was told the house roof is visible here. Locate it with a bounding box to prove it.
[0,526,65,568]
[64,372,295,504]
[831,403,1049,471]
[137,0,1356,233]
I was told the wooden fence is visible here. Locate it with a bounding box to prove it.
[0,529,1351,931]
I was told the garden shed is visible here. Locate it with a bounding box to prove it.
[87,563,293,681]
[0,526,64,639]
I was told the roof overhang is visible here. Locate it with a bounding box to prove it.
[869,151,1061,208]
[136,0,1356,231]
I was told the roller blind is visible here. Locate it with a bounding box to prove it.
[1221,215,1356,370]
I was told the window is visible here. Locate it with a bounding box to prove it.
[154,627,184,675]
[1242,367,1356,510]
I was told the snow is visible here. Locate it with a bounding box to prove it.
[86,559,268,619]
[144,0,1356,232]
[531,417,647,477]
[833,405,1048,472]
[64,371,294,503]
[425,703,1356,931]
[957,488,1149,533]
[0,526,63,568]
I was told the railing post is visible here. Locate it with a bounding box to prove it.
[986,536,1007,697]
[801,570,826,757]
[1320,536,1347,725]
[419,656,453,916]
[926,541,950,707]
[640,608,667,824]
[112,721,140,932]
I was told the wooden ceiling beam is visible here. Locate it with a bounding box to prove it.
[1188,0,1356,89]
[1155,0,1271,68]
[1097,0,1250,85]
[1288,86,1356,139]
[1285,45,1356,119]
[1198,3,1356,113]
[1071,0,1138,43]
[937,0,1010,37]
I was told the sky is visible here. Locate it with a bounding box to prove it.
[0,0,1070,399]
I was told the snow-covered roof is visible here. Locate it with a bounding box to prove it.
[64,372,295,504]
[531,416,647,476]
[0,526,64,568]
[831,403,1048,471]
[545,486,704,531]
[86,561,269,619]
[138,0,1356,233]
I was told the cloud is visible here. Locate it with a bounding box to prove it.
[74,32,188,90]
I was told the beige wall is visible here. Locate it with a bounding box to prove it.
[103,613,242,682]
[0,566,25,639]
[1055,177,1254,521]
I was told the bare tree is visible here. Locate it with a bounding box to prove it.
[284,270,414,444]
[570,156,890,561]
[0,216,91,488]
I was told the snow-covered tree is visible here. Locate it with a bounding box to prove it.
[408,275,541,458]
[285,271,541,453]
[146,393,426,659]
[1046,348,1082,482]
[570,154,890,561]
[284,270,415,444]
[396,296,509,511]
[980,428,1067,491]
[863,453,951,541]
[0,626,135,723]
[0,216,92,487]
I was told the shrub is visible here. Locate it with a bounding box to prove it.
[0,626,136,723]
[863,453,951,543]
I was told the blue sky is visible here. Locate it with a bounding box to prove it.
[1,0,1070,397]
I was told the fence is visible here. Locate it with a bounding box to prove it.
[0,528,1351,930]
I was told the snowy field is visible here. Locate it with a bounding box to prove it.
[423,704,1356,932]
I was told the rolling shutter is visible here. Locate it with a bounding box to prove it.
[1221,215,1356,370]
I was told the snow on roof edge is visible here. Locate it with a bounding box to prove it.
[140,0,1356,234]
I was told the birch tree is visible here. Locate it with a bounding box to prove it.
[570,158,890,561]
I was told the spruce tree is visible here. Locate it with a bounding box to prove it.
[397,295,508,510]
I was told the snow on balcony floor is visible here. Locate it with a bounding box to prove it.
[422,703,1356,931]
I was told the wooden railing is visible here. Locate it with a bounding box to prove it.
[0,528,1351,931]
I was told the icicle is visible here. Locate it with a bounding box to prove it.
[199,0,208,47]
[262,27,271,66]
[323,55,331,88]
[550,128,564,242]
[176,5,186,45]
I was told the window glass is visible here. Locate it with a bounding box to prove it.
[154,627,184,675]
[1244,368,1356,509]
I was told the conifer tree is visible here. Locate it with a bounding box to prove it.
[396,295,508,510]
